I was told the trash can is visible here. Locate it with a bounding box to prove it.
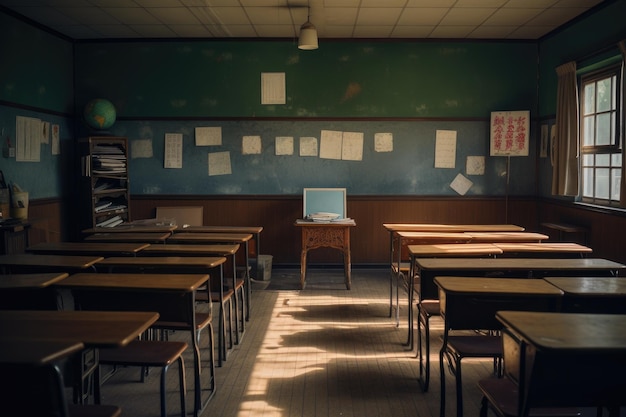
[257,255,273,281]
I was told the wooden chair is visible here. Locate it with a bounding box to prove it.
[95,340,188,417]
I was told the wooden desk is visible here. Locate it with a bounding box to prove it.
[0,309,158,406]
[0,309,158,347]
[84,232,171,243]
[494,242,592,257]
[0,339,88,417]
[404,243,502,347]
[178,225,263,268]
[92,256,232,365]
[168,232,254,317]
[0,253,104,273]
[435,277,563,417]
[0,272,69,310]
[294,220,356,290]
[82,225,177,234]
[545,276,626,314]
[494,311,626,416]
[57,273,213,416]
[138,243,247,341]
[382,224,524,317]
[465,231,549,243]
[27,241,150,256]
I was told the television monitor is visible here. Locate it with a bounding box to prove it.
[303,188,347,219]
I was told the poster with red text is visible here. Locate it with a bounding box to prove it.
[490,110,529,156]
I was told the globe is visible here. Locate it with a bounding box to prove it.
[84,98,116,130]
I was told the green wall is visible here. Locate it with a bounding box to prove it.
[538,0,626,117]
[0,10,74,199]
[75,40,537,119]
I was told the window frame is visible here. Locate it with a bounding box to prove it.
[578,63,623,207]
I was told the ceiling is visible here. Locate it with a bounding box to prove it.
[0,0,605,41]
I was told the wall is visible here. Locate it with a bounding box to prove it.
[0,11,75,201]
[73,39,538,199]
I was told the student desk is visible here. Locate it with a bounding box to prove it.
[82,225,178,234]
[544,276,626,314]
[56,273,213,416]
[0,253,104,273]
[403,243,501,333]
[494,242,592,257]
[464,231,549,243]
[167,232,254,317]
[178,225,263,275]
[27,241,150,256]
[410,257,625,367]
[138,243,246,342]
[84,232,171,243]
[389,231,472,318]
[0,272,69,310]
[490,311,626,417]
[0,339,103,417]
[93,256,232,366]
[382,224,524,318]
[294,220,356,290]
[434,277,564,417]
[0,309,158,405]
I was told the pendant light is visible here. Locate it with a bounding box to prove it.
[298,4,318,50]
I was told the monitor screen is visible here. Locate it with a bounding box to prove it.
[303,188,346,219]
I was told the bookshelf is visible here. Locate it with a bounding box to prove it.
[80,137,130,229]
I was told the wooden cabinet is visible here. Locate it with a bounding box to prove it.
[80,137,130,230]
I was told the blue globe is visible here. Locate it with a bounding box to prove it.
[84,98,116,130]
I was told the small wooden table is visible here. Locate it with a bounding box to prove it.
[544,276,626,313]
[295,220,356,290]
[0,253,104,273]
[84,232,171,243]
[495,311,626,416]
[27,241,150,256]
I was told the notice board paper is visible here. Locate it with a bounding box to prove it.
[435,130,457,168]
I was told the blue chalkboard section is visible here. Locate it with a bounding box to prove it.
[107,118,535,196]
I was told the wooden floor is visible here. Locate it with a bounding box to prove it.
[93,268,603,417]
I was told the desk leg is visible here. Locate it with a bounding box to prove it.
[300,249,308,290]
[244,241,251,321]
[343,246,351,290]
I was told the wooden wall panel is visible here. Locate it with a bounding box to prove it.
[131,195,539,266]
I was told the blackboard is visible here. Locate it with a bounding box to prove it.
[104,118,536,196]
[74,40,537,119]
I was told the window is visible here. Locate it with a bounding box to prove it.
[580,65,622,207]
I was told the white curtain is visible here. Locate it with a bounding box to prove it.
[619,40,626,207]
[551,61,579,196]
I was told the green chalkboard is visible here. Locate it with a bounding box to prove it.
[74,40,537,119]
